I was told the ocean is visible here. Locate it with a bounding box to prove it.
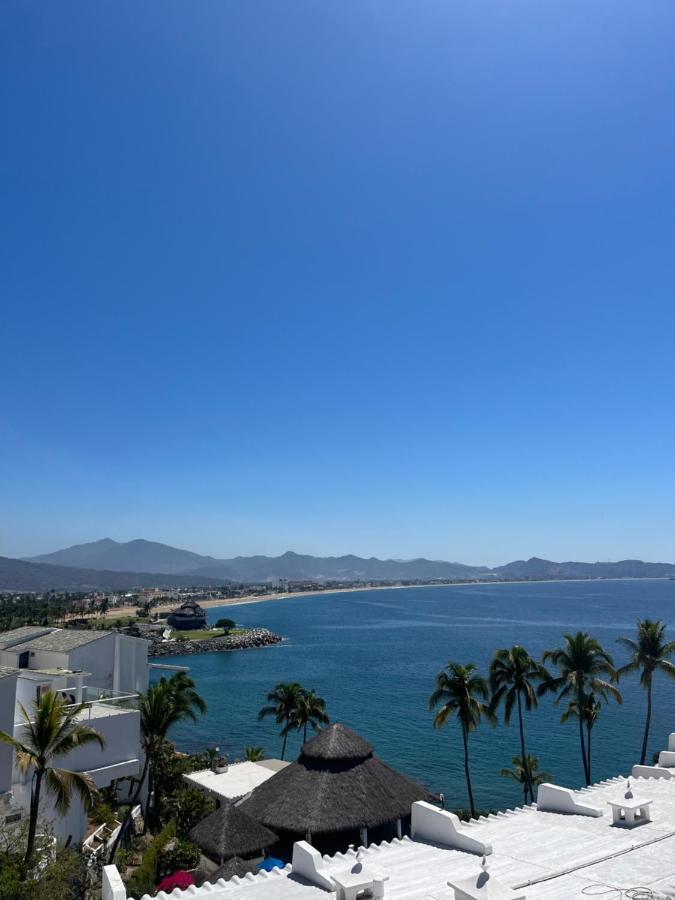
[155,579,675,811]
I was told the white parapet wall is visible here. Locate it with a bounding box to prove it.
[102,865,127,900]
[658,750,675,768]
[632,764,673,780]
[536,784,603,817]
[292,841,337,891]
[411,802,492,856]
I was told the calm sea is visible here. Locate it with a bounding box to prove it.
[156,579,675,811]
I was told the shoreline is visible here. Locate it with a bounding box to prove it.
[148,627,282,657]
[96,575,669,620]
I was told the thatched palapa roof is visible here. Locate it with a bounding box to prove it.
[210,856,259,881]
[188,802,277,863]
[240,723,429,835]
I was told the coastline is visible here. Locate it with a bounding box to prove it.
[98,575,667,620]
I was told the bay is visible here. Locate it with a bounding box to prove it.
[156,578,675,811]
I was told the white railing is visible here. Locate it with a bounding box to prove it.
[14,688,139,726]
[73,692,140,720]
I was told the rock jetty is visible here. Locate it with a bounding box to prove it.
[148,627,282,657]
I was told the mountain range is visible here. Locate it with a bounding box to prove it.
[25,539,489,583]
[0,537,668,591]
[0,556,218,592]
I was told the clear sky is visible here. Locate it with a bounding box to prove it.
[2,1,675,565]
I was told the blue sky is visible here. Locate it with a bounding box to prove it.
[2,1,675,565]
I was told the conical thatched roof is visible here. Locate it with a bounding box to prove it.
[301,724,373,761]
[210,856,259,881]
[188,802,277,863]
[240,723,429,835]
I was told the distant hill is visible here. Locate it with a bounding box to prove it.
[28,538,219,575]
[27,540,489,583]
[0,556,221,592]
[14,541,675,591]
[494,557,675,580]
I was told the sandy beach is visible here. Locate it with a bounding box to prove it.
[89,575,658,621]
[97,582,434,619]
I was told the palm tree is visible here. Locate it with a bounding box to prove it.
[257,682,304,759]
[428,662,494,819]
[500,754,551,806]
[617,619,675,765]
[489,646,547,803]
[143,672,206,830]
[293,689,329,743]
[245,745,265,762]
[0,689,105,867]
[109,672,206,860]
[561,693,604,783]
[540,632,621,786]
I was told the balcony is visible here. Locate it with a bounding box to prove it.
[70,686,140,721]
[13,689,142,790]
[13,685,138,727]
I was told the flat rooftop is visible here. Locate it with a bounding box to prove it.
[144,774,675,900]
[184,759,290,801]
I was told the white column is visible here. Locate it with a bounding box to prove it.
[102,865,127,900]
[113,635,120,694]
[396,819,402,839]
[359,827,368,848]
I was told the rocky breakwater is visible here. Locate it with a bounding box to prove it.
[148,627,282,657]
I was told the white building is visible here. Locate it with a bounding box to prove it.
[0,626,148,846]
[103,732,675,900]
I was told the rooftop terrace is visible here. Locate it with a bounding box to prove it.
[115,773,675,899]
[101,730,675,900]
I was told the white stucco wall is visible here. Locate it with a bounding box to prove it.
[0,674,18,793]
[14,673,73,717]
[113,634,149,694]
[12,707,141,844]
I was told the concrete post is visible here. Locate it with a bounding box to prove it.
[102,865,127,900]
[360,827,368,848]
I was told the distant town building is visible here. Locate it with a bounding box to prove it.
[167,597,207,630]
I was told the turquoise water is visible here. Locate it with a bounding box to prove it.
[156,579,675,811]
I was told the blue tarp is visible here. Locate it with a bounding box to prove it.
[256,857,284,871]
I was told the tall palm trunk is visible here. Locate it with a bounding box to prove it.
[24,768,44,867]
[516,692,532,803]
[303,722,308,743]
[640,675,652,766]
[109,754,149,863]
[586,723,592,784]
[461,723,476,819]
[577,685,590,785]
[143,765,155,835]
[281,723,288,760]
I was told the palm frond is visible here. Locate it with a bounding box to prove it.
[46,767,99,815]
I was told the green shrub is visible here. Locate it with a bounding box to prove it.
[115,847,133,876]
[245,745,265,761]
[0,848,87,900]
[160,786,214,838]
[125,821,176,898]
[157,839,201,878]
[91,800,116,826]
